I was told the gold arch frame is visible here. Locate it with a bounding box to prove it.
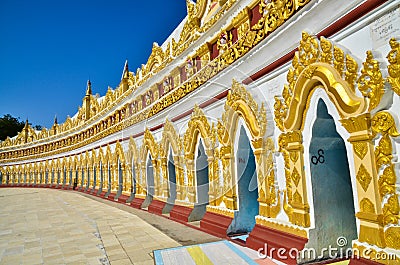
[274,32,395,252]
[182,105,217,204]
[112,141,127,192]
[160,119,184,200]
[139,129,159,197]
[126,137,139,194]
[217,79,279,217]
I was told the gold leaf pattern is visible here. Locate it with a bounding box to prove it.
[291,168,300,186]
[360,197,375,214]
[357,51,385,111]
[387,38,400,96]
[385,227,400,250]
[353,142,368,160]
[356,164,372,192]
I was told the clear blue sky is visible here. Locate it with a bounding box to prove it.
[0,0,187,128]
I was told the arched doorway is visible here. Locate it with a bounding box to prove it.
[92,165,97,192]
[131,158,136,195]
[142,154,155,208]
[303,99,357,262]
[97,162,104,195]
[164,148,177,213]
[228,126,259,238]
[189,139,209,221]
[116,160,123,198]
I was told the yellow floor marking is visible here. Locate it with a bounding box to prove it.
[187,246,214,265]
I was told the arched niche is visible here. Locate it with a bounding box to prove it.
[218,80,278,219]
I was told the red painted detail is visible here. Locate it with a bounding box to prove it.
[251,4,262,27]
[349,257,383,265]
[200,211,233,238]
[246,224,308,265]
[169,205,193,223]
[148,199,167,215]
[211,42,219,60]
[150,124,164,132]
[231,28,238,43]
[117,194,130,203]
[98,191,107,197]
[107,193,116,201]
[130,197,145,209]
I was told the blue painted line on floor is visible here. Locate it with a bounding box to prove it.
[153,249,164,265]
[223,240,259,265]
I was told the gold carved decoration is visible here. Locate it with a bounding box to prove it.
[160,119,185,201]
[357,51,385,111]
[340,113,371,134]
[217,80,279,217]
[255,216,308,239]
[356,164,372,192]
[353,142,368,159]
[259,0,309,35]
[183,105,213,204]
[372,111,400,227]
[206,205,235,218]
[384,227,400,250]
[291,168,300,187]
[1,0,312,162]
[387,38,400,96]
[353,242,400,264]
[360,198,375,214]
[279,131,310,227]
[274,32,366,132]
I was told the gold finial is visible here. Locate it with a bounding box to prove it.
[86,80,92,95]
[122,60,129,80]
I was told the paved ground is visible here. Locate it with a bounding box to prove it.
[0,188,219,265]
[0,188,351,265]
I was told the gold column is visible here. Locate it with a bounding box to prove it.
[206,153,217,206]
[254,137,280,218]
[83,166,88,187]
[111,164,117,191]
[341,113,386,248]
[140,162,147,196]
[95,166,101,190]
[124,163,131,193]
[221,145,238,210]
[279,131,310,227]
[185,153,196,203]
[120,163,126,192]
[153,158,160,197]
[77,167,82,186]
[103,164,108,190]
[161,156,169,198]
[175,155,185,201]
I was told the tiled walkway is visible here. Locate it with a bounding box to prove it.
[0,188,352,265]
[0,188,180,265]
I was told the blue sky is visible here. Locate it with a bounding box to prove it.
[0,0,187,128]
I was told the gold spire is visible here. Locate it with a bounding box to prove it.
[123,60,129,80]
[86,80,92,95]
